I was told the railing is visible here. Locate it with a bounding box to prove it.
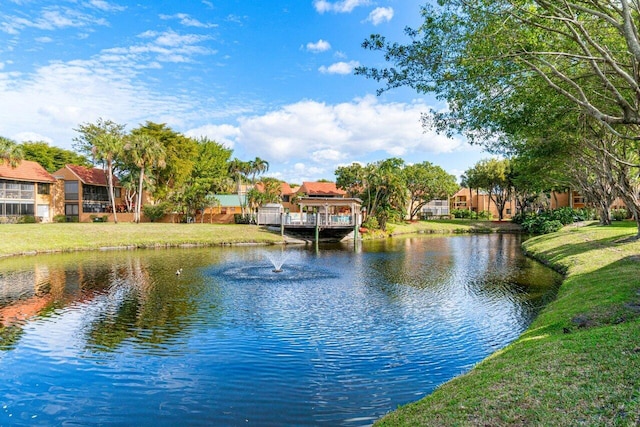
[284,213,355,227]
[258,212,357,227]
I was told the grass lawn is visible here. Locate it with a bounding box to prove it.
[0,222,286,257]
[376,221,640,426]
[0,219,504,258]
[389,219,521,235]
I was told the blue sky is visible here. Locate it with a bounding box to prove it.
[0,0,486,184]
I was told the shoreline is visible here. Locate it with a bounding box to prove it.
[376,221,640,426]
[1,220,636,424]
[0,220,516,260]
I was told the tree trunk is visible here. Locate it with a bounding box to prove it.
[107,160,118,224]
[136,166,145,223]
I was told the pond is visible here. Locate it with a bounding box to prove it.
[0,234,561,426]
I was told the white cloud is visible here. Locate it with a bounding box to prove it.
[159,13,218,28]
[0,59,202,147]
[313,0,371,14]
[366,7,394,25]
[101,30,215,64]
[319,60,360,75]
[306,39,331,53]
[227,96,463,162]
[202,96,464,183]
[13,131,53,143]
[35,36,53,43]
[184,124,240,149]
[88,1,126,12]
[1,7,109,34]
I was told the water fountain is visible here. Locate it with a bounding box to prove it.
[264,251,289,273]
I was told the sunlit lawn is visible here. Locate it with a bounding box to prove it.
[0,223,285,257]
[0,219,520,257]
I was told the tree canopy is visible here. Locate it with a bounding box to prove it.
[357,0,640,237]
[20,141,90,172]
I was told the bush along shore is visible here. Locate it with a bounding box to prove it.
[376,220,640,426]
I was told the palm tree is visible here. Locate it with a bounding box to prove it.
[249,157,269,183]
[92,133,123,223]
[228,158,251,218]
[74,119,126,223]
[0,137,24,167]
[124,134,166,223]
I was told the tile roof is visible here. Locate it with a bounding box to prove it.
[0,160,56,183]
[300,181,346,197]
[254,181,294,195]
[65,165,120,187]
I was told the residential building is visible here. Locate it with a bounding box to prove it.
[52,165,127,222]
[451,188,629,219]
[450,188,516,219]
[0,160,56,222]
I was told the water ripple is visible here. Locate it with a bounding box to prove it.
[0,235,561,426]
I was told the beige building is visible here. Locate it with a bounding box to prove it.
[52,165,132,222]
[0,160,57,222]
[451,188,629,219]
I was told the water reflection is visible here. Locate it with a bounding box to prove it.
[0,235,561,426]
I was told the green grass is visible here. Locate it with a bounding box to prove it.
[382,219,520,236]
[0,223,286,257]
[376,220,640,426]
[0,219,512,257]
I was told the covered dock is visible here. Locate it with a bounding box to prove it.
[259,197,363,241]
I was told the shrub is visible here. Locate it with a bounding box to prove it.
[477,210,492,220]
[53,214,67,223]
[361,216,379,230]
[512,211,536,225]
[574,208,595,221]
[18,216,37,224]
[234,214,251,224]
[143,203,169,222]
[451,208,473,219]
[521,215,564,235]
[549,207,575,225]
[611,209,628,221]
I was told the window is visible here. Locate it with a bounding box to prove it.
[83,185,109,202]
[282,195,290,203]
[20,203,34,215]
[0,180,35,200]
[5,181,20,199]
[65,181,79,201]
[506,208,511,215]
[65,203,79,216]
[83,201,109,213]
[37,183,50,195]
[114,187,121,198]
[5,203,19,215]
